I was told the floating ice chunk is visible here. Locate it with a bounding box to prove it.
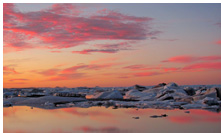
[184,87,195,96]
[53,91,86,97]
[204,88,218,99]
[44,101,54,107]
[181,103,206,109]
[202,97,219,106]
[157,94,174,101]
[134,84,148,91]
[194,88,218,101]
[152,83,167,89]
[165,82,178,88]
[124,89,147,100]
[90,90,123,100]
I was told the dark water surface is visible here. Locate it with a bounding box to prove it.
[3,106,221,133]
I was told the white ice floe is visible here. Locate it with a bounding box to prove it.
[3,82,221,111]
[88,90,123,100]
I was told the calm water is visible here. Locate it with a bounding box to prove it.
[3,106,221,133]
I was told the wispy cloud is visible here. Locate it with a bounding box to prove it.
[37,62,123,81]
[123,64,162,71]
[72,41,134,54]
[3,66,19,74]
[50,51,62,53]
[8,79,29,82]
[133,71,160,77]
[162,55,221,63]
[38,69,60,76]
[183,62,221,70]
[72,49,119,54]
[163,67,181,72]
[47,73,85,81]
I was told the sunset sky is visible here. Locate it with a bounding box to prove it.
[3,3,221,88]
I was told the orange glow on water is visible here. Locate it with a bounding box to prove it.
[3,106,221,133]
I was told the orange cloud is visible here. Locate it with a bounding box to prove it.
[38,69,60,76]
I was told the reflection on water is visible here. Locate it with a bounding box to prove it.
[4,106,221,133]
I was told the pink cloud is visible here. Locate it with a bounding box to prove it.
[3,66,19,74]
[38,69,60,76]
[162,56,197,63]
[39,62,123,81]
[61,63,120,74]
[199,55,221,61]
[123,64,147,70]
[60,65,88,74]
[124,61,221,77]
[133,72,159,77]
[162,55,221,63]
[50,51,61,53]
[183,62,221,70]
[4,3,158,53]
[91,41,134,53]
[163,67,180,72]
[72,49,119,54]
[123,64,162,71]
[72,41,135,54]
[216,40,221,45]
